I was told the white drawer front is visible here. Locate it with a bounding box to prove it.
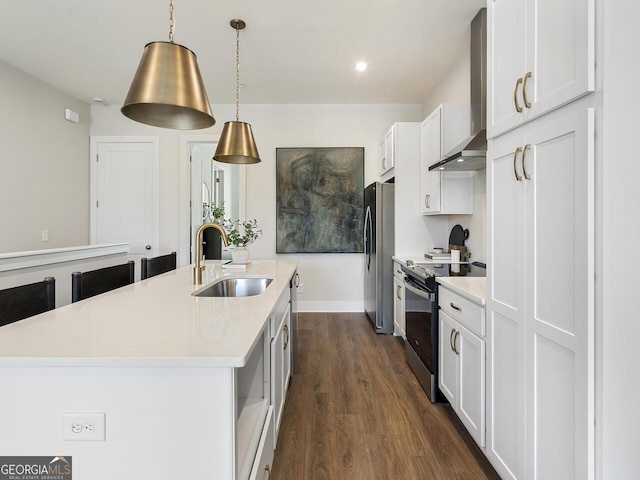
[439,287,485,337]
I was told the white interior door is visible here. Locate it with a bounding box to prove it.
[90,137,159,267]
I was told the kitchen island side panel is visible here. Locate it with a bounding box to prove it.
[0,366,235,480]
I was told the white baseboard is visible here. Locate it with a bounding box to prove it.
[297,300,364,313]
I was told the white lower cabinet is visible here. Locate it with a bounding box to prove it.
[438,287,486,448]
[237,330,272,480]
[271,290,292,446]
[246,284,293,480]
[393,261,406,339]
[249,407,275,480]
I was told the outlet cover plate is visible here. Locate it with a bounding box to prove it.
[63,413,106,441]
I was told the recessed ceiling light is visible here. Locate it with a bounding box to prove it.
[439,167,445,170]
[457,158,465,162]
[356,61,368,72]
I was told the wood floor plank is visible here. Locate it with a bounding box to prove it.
[272,312,500,479]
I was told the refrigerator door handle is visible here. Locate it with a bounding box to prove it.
[364,206,372,271]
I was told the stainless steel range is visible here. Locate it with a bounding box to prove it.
[401,261,486,403]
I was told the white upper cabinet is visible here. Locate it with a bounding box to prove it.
[379,125,396,182]
[421,108,443,213]
[420,104,474,215]
[487,0,595,139]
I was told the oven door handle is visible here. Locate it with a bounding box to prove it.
[404,281,433,300]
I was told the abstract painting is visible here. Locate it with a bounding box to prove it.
[276,147,364,253]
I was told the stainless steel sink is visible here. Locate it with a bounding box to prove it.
[192,277,273,298]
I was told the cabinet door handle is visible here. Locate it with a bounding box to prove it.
[265,465,271,478]
[425,194,430,209]
[522,144,532,180]
[450,302,462,312]
[523,72,532,108]
[453,331,460,355]
[450,328,456,352]
[294,272,300,287]
[514,77,524,113]
[397,285,402,300]
[513,147,523,181]
[283,323,289,351]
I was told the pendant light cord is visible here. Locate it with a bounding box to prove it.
[168,0,175,43]
[235,25,240,121]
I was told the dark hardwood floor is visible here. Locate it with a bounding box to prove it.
[271,312,500,480]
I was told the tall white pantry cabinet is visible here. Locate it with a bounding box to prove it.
[486,0,595,479]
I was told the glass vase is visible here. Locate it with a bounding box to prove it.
[231,246,250,264]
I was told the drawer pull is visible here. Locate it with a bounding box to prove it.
[513,147,523,181]
[522,144,532,180]
[453,331,460,355]
[514,77,524,112]
[523,71,532,108]
[283,324,289,351]
[450,302,462,312]
[265,465,271,478]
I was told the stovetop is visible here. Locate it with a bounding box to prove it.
[401,261,486,289]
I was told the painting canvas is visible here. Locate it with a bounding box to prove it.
[276,147,364,253]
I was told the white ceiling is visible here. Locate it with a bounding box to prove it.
[0,0,485,106]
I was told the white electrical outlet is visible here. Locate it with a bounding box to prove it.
[297,283,304,294]
[41,229,49,241]
[63,413,105,441]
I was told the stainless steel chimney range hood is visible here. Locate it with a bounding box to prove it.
[430,8,487,172]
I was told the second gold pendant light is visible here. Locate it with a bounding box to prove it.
[213,19,261,165]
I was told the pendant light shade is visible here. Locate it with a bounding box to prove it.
[121,41,215,129]
[214,121,261,164]
[213,19,261,164]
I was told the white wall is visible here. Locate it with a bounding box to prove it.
[450,169,486,264]
[90,103,423,311]
[0,59,90,253]
[422,50,471,118]
[601,1,640,478]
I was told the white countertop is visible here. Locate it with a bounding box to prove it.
[392,255,426,266]
[437,277,486,305]
[0,260,297,368]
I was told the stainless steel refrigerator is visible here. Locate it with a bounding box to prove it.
[363,181,395,334]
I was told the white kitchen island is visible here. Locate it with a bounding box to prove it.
[0,259,298,480]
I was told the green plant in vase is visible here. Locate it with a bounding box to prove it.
[223,218,262,263]
[209,202,226,223]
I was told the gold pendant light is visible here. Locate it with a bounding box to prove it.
[121,0,215,130]
[213,19,261,164]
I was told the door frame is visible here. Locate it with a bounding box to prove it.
[179,135,247,267]
[89,136,160,255]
